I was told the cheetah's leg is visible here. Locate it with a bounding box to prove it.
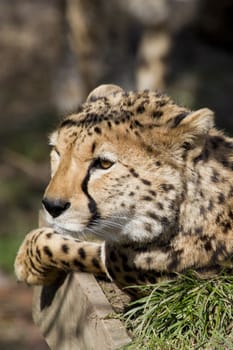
[14,227,106,285]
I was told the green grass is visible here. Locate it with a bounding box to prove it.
[121,271,233,350]
[0,234,25,274]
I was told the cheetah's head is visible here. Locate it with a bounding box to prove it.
[42,84,214,243]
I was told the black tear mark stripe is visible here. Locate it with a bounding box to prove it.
[81,163,101,226]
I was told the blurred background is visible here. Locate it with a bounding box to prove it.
[0,0,233,348]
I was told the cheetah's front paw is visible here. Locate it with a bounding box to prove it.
[14,228,61,285]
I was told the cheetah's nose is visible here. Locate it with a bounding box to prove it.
[42,197,71,218]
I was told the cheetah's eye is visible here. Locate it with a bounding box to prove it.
[92,158,114,170]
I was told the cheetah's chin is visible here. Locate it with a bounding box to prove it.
[52,223,100,241]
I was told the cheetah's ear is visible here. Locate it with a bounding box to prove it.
[87,84,124,102]
[177,108,215,135]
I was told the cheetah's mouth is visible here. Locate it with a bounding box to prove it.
[42,206,130,241]
[41,209,86,238]
[42,211,115,240]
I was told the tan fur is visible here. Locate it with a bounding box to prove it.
[15,85,233,294]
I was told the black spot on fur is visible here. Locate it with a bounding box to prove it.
[146,257,152,265]
[92,258,100,269]
[147,211,159,221]
[129,168,139,178]
[161,216,169,225]
[152,110,163,118]
[223,159,233,170]
[97,246,101,258]
[134,119,143,127]
[167,249,183,270]
[223,222,231,233]
[203,147,209,160]
[216,213,222,224]
[73,259,85,270]
[144,223,152,233]
[61,244,69,254]
[157,202,164,210]
[94,126,101,134]
[157,100,167,107]
[70,131,78,138]
[218,193,225,204]
[204,241,212,251]
[149,190,157,196]
[211,242,227,263]
[136,105,145,114]
[210,136,224,149]
[228,187,233,198]
[211,169,220,183]
[142,196,153,201]
[61,260,70,268]
[208,200,214,211]
[195,227,203,235]
[78,247,86,260]
[43,246,53,258]
[141,179,151,186]
[146,146,153,153]
[229,210,233,220]
[182,142,194,151]
[200,206,206,216]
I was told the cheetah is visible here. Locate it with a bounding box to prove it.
[15,84,233,293]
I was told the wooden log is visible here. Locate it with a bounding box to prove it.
[32,212,131,349]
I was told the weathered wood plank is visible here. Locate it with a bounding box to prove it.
[33,272,131,350]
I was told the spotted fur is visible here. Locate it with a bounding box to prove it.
[15,84,233,294]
